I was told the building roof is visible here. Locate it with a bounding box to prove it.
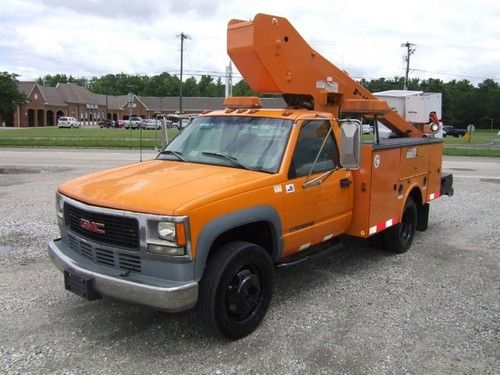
[17,81,287,112]
[56,83,97,104]
[17,81,36,97]
[106,95,128,110]
[40,86,67,106]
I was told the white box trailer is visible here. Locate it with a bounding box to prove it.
[374,90,442,124]
[374,90,442,138]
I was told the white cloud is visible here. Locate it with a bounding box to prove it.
[1,0,499,85]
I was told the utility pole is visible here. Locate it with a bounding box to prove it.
[401,41,416,90]
[225,61,233,98]
[127,92,133,126]
[177,32,191,114]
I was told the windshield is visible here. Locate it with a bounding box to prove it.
[158,116,293,173]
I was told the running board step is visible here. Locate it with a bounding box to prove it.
[276,238,342,268]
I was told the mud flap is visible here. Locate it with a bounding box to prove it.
[417,203,429,231]
[441,172,454,196]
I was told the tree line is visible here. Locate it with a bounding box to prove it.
[36,73,254,98]
[1,71,498,129]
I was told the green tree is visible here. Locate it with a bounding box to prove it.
[476,79,500,129]
[88,74,119,95]
[145,72,178,96]
[198,75,214,97]
[215,77,225,97]
[183,76,199,96]
[233,80,257,96]
[359,77,407,92]
[37,74,68,86]
[0,72,27,119]
[441,79,475,126]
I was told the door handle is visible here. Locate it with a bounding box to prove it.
[339,178,352,189]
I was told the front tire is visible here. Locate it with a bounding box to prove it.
[199,241,274,339]
[383,197,417,253]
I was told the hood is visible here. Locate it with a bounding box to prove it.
[59,160,277,215]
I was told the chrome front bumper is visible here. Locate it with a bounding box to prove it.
[48,239,198,312]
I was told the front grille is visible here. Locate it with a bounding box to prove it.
[68,233,142,274]
[65,203,139,250]
[118,253,141,272]
[80,241,93,260]
[96,247,114,266]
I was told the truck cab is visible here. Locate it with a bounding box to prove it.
[49,100,364,338]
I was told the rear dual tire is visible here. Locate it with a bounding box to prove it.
[383,197,417,253]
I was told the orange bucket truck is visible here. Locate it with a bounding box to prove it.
[48,14,453,339]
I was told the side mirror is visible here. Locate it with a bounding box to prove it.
[339,119,362,169]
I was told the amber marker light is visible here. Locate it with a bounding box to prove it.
[175,222,187,247]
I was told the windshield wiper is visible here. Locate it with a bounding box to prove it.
[201,151,251,170]
[159,149,186,161]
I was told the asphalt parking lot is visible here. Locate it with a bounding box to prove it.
[0,149,498,374]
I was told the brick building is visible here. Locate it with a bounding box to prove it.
[2,82,286,127]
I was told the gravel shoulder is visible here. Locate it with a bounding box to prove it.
[0,154,498,374]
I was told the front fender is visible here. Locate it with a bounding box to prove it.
[193,205,283,280]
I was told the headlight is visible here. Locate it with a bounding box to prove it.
[158,221,175,241]
[147,219,189,257]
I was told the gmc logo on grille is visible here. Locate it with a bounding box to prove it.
[80,218,105,235]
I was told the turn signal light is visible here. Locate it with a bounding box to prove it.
[175,222,186,247]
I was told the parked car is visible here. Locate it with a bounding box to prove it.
[116,120,125,128]
[98,119,116,128]
[166,114,196,130]
[362,124,373,134]
[442,125,467,137]
[57,117,80,128]
[142,119,161,130]
[124,117,143,129]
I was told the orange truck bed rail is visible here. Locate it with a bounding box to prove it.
[227,13,423,138]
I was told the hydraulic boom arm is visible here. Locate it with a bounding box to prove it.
[227,13,423,137]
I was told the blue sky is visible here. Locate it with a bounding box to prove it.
[1,0,499,85]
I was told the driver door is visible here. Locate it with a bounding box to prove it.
[281,119,353,256]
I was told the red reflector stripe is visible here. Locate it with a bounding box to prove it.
[369,217,399,235]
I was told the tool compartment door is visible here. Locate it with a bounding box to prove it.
[368,148,401,234]
[399,145,430,180]
[346,145,402,237]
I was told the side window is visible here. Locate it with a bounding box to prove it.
[289,120,339,178]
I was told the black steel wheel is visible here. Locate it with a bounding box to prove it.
[199,241,274,339]
[383,197,417,253]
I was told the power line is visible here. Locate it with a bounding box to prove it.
[411,68,497,81]
[415,43,499,51]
